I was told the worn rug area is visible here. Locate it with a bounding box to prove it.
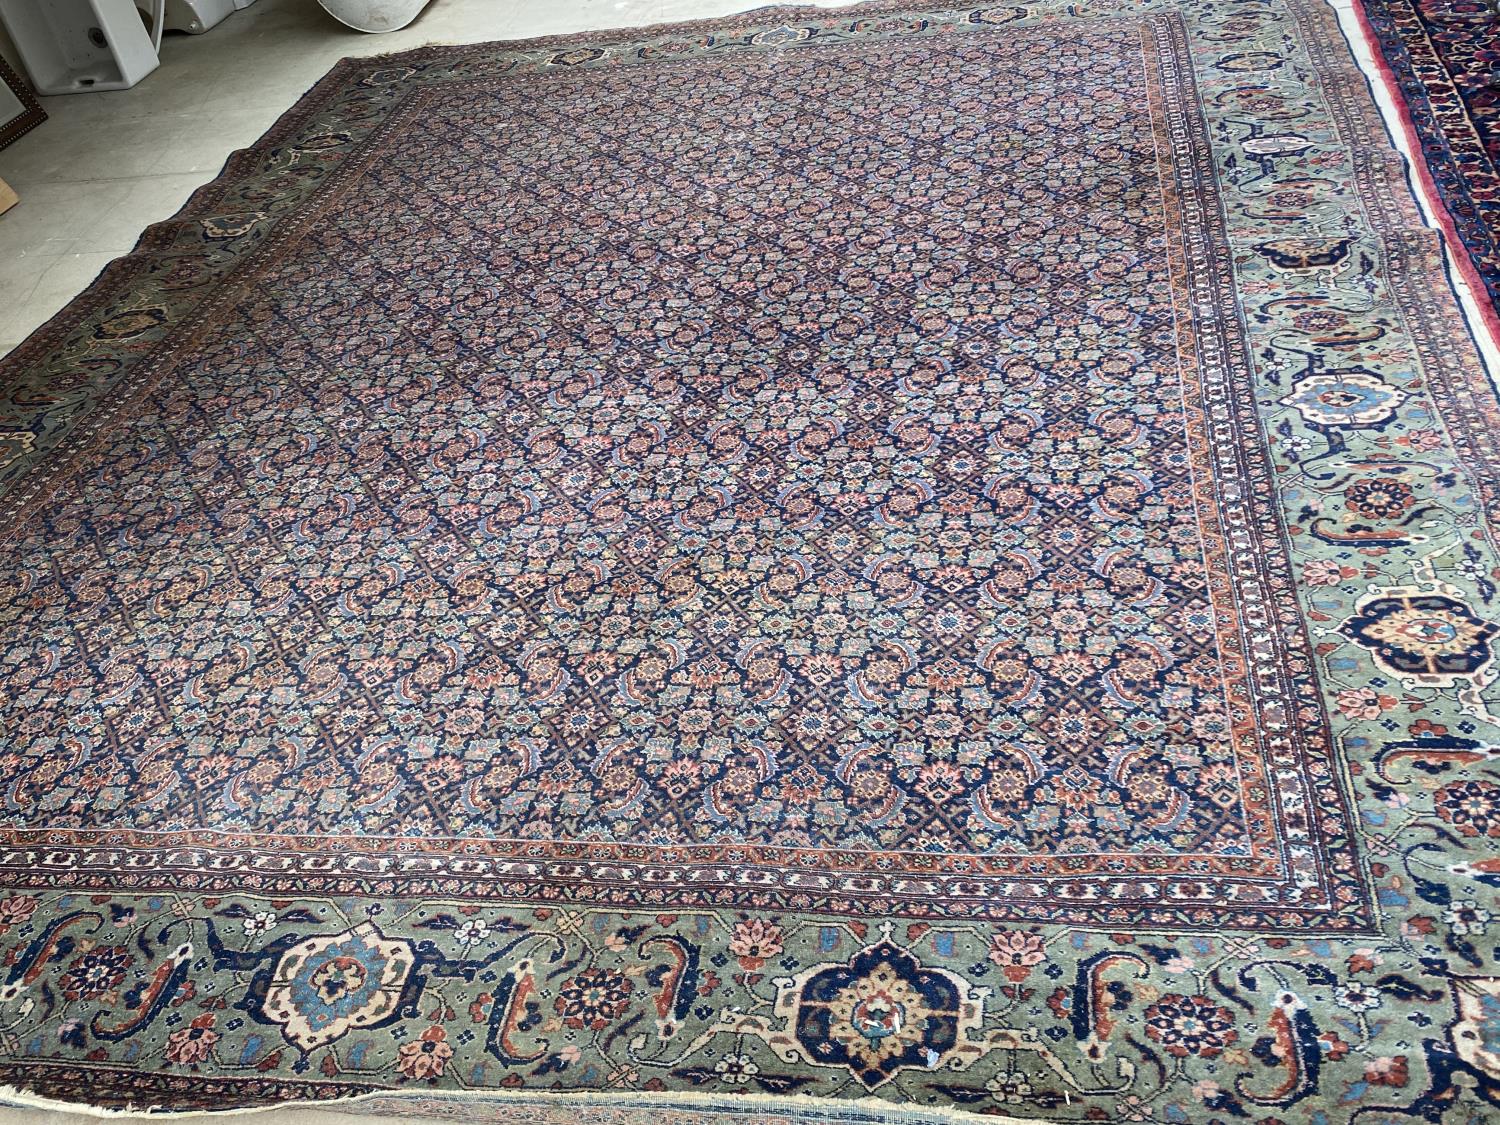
[1,1,1498,1121]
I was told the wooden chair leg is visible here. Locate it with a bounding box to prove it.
[0,176,17,215]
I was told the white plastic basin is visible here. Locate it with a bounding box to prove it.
[316,0,433,32]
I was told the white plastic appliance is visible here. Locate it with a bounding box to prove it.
[316,0,435,32]
[0,0,256,95]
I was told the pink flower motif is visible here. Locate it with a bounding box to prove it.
[1364,1055,1409,1087]
[0,895,39,933]
[1191,1078,1222,1102]
[164,1015,218,1066]
[1336,687,1396,720]
[396,1026,453,1081]
[1301,559,1347,586]
[729,918,784,970]
[988,930,1047,982]
[1400,429,1444,452]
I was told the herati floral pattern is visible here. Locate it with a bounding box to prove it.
[0,0,1497,1122]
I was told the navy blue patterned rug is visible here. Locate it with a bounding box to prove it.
[1355,0,1500,333]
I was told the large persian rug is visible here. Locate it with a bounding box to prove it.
[1,2,1499,1122]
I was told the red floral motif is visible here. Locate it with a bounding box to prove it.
[0,895,38,933]
[1344,477,1415,519]
[988,931,1047,982]
[164,1015,218,1067]
[730,919,785,971]
[396,1026,453,1081]
[1319,1030,1352,1061]
[1434,779,1500,838]
[1303,559,1354,586]
[1143,994,1238,1058]
[554,969,633,1032]
[1364,1055,1410,1087]
[1335,687,1397,720]
[58,946,133,1002]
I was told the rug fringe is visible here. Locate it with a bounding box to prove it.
[0,1083,1057,1124]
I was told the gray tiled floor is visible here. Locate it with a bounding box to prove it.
[0,0,845,357]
